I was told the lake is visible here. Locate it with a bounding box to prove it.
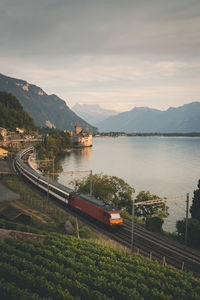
[58,136,200,232]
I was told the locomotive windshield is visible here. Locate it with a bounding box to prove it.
[110,213,121,219]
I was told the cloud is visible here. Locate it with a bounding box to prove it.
[0,0,199,112]
[1,53,200,112]
[0,0,200,58]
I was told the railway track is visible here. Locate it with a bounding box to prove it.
[16,148,200,276]
[60,205,200,276]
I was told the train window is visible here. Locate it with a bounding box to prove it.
[110,213,121,219]
[104,212,110,218]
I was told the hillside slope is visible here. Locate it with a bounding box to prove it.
[0,91,35,131]
[0,74,97,132]
[0,233,199,299]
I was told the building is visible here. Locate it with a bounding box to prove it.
[0,127,7,137]
[71,124,92,147]
[16,127,25,134]
[0,147,8,159]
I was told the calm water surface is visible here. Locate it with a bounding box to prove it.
[58,136,200,232]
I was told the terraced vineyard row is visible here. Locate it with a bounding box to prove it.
[0,233,200,300]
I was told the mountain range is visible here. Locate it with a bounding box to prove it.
[0,73,97,133]
[72,103,118,125]
[1,73,200,133]
[96,103,200,133]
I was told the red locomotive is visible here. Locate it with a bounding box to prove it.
[69,192,123,227]
[15,148,123,228]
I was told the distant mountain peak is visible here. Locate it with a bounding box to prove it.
[97,101,200,133]
[132,106,160,112]
[72,103,118,125]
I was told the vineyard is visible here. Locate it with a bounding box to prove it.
[0,233,200,300]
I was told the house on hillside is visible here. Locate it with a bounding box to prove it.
[0,147,8,159]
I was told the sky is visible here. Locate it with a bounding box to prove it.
[0,0,200,112]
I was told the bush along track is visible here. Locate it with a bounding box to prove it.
[0,233,200,300]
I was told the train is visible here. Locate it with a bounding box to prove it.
[15,147,123,227]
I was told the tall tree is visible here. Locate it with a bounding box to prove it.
[190,180,200,221]
[76,173,134,210]
[135,191,168,221]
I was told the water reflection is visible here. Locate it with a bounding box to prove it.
[58,147,92,189]
[58,136,200,232]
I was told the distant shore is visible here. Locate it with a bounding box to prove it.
[95,132,200,138]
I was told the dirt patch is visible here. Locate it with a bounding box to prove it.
[10,202,54,224]
[0,228,45,242]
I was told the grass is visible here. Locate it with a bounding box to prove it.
[0,174,98,239]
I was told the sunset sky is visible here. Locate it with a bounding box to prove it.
[1,0,200,112]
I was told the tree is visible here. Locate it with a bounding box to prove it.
[190,179,200,221]
[176,218,200,248]
[0,91,35,131]
[135,191,169,231]
[135,191,168,220]
[76,173,134,210]
[176,180,200,248]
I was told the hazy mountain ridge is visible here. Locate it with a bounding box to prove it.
[97,103,200,132]
[0,74,97,132]
[72,103,118,125]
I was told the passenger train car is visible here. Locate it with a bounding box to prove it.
[15,147,123,227]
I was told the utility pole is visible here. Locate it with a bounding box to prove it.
[185,193,189,245]
[131,194,184,252]
[52,157,55,180]
[47,171,50,203]
[131,196,135,252]
[90,170,92,196]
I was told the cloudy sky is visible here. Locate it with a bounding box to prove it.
[0,0,200,111]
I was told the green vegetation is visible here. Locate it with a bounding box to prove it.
[76,173,134,210]
[176,180,200,248]
[190,180,200,220]
[135,191,169,232]
[0,217,42,234]
[76,175,169,232]
[0,92,35,131]
[0,175,94,238]
[36,129,72,175]
[0,233,200,299]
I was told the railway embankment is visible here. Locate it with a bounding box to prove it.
[28,152,42,174]
[18,147,200,274]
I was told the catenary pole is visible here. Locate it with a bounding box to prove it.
[90,170,92,196]
[131,195,135,251]
[185,193,189,245]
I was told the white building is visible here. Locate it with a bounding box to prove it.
[0,127,7,137]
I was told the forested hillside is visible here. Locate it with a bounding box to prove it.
[0,233,199,299]
[0,73,97,132]
[0,91,35,131]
